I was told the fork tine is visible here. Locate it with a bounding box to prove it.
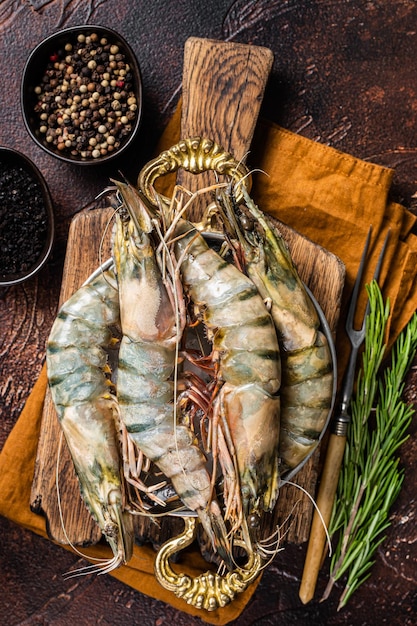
[372,228,390,283]
[360,228,391,331]
[345,225,373,334]
[346,226,390,339]
[340,226,389,405]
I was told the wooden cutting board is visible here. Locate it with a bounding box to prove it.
[31,37,345,549]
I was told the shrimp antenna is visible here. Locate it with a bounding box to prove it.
[93,185,122,289]
[255,499,302,565]
[256,527,284,570]
[155,182,229,256]
[232,167,269,197]
[230,149,251,189]
[280,479,333,557]
[95,185,117,201]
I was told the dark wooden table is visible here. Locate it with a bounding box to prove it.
[1,2,417,624]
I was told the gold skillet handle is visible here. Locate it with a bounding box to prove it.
[154,517,262,612]
[137,136,249,208]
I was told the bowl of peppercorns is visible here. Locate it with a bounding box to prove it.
[21,25,142,164]
[0,147,55,286]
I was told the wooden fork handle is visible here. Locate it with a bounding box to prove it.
[299,433,347,604]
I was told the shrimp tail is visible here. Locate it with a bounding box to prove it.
[223,384,281,515]
[199,500,234,571]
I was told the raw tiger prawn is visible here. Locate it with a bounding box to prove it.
[214,184,335,475]
[171,213,282,535]
[46,265,134,571]
[111,180,232,567]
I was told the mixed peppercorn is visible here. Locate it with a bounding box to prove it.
[33,32,139,160]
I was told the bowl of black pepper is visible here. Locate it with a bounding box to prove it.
[21,25,142,164]
[0,147,54,286]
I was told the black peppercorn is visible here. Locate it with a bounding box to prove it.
[0,158,49,278]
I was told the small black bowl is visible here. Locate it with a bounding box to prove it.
[21,25,143,165]
[0,147,55,286]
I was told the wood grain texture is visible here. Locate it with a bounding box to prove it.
[178,37,273,221]
[180,37,273,157]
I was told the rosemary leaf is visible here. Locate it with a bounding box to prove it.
[325,282,417,608]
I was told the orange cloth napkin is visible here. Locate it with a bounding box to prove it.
[1,110,417,625]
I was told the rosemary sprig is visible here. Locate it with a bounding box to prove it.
[323,280,417,609]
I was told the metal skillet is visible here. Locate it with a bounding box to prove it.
[82,138,338,610]
[82,225,337,611]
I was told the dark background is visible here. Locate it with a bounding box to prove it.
[1,1,417,624]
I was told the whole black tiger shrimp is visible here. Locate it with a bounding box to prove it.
[46,265,134,572]
[217,185,335,475]
[111,179,232,567]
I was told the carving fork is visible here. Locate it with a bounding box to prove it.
[299,225,390,604]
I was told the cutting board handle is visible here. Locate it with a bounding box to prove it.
[177,37,273,220]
